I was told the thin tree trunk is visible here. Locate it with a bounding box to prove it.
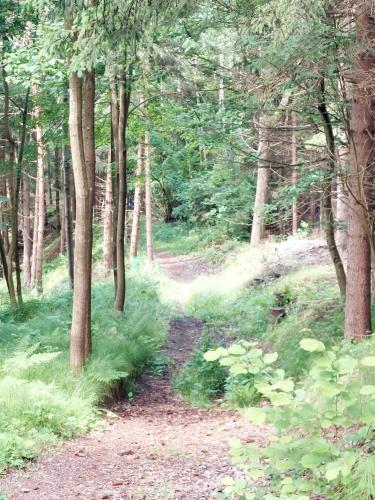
[114,72,128,311]
[63,141,74,289]
[81,70,95,356]
[251,118,270,247]
[144,132,153,260]
[34,96,46,294]
[129,141,144,258]
[344,1,375,340]
[22,172,32,287]
[30,176,39,287]
[2,66,17,305]
[55,148,61,231]
[110,77,119,291]
[336,175,348,251]
[317,77,346,299]
[291,111,298,235]
[103,145,113,274]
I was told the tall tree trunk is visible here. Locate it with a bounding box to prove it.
[129,141,144,259]
[144,132,153,260]
[317,77,347,299]
[110,77,119,291]
[63,141,74,289]
[34,97,46,294]
[344,1,375,340]
[30,176,39,287]
[114,72,128,311]
[2,66,17,305]
[81,70,95,356]
[22,172,32,287]
[103,145,113,274]
[55,148,61,231]
[69,71,94,371]
[291,111,298,235]
[251,117,270,247]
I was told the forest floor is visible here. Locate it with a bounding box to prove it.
[0,252,270,500]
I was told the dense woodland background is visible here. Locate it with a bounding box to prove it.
[2,0,375,498]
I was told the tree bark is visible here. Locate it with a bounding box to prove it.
[250,117,270,247]
[55,148,61,231]
[336,176,348,251]
[129,141,144,259]
[69,71,94,371]
[63,139,74,289]
[34,95,46,294]
[81,70,95,356]
[103,145,113,274]
[2,66,17,305]
[113,70,129,312]
[144,132,153,260]
[344,1,375,340]
[291,111,298,235]
[22,172,32,287]
[317,77,347,299]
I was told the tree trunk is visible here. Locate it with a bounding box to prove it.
[336,176,348,251]
[129,141,144,259]
[291,111,298,235]
[103,145,113,274]
[317,77,346,299]
[144,132,153,260]
[34,97,46,294]
[344,2,375,340]
[2,66,17,305]
[251,118,270,247]
[22,172,32,287]
[81,70,95,356]
[30,175,39,287]
[55,148,61,231]
[69,71,93,372]
[113,70,129,312]
[63,141,74,289]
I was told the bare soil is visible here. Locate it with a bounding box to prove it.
[1,253,268,500]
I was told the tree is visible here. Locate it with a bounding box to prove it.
[344,0,375,340]
[129,141,144,258]
[69,69,96,371]
[144,131,153,260]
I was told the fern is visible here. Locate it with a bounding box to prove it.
[2,344,61,376]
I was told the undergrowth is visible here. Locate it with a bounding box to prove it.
[174,239,344,406]
[0,262,167,472]
[173,330,227,407]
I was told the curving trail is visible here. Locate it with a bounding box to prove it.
[1,253,268,500]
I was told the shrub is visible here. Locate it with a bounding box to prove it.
[205,338,375,499]
[174,333,227,407]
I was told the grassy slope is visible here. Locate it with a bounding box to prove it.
[166,228,346,406]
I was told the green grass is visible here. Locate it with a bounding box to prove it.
[0,258,168,472]
[170,233,345,405]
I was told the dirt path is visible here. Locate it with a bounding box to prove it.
[1,253,267,500]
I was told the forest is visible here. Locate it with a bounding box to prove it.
[1,0,375,498]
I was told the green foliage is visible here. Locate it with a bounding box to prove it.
[0,263,167,472]
[206,338,375,499]
[174,332,227,407]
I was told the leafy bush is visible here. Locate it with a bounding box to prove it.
[205,338,375,499]
[174,333,227,407]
